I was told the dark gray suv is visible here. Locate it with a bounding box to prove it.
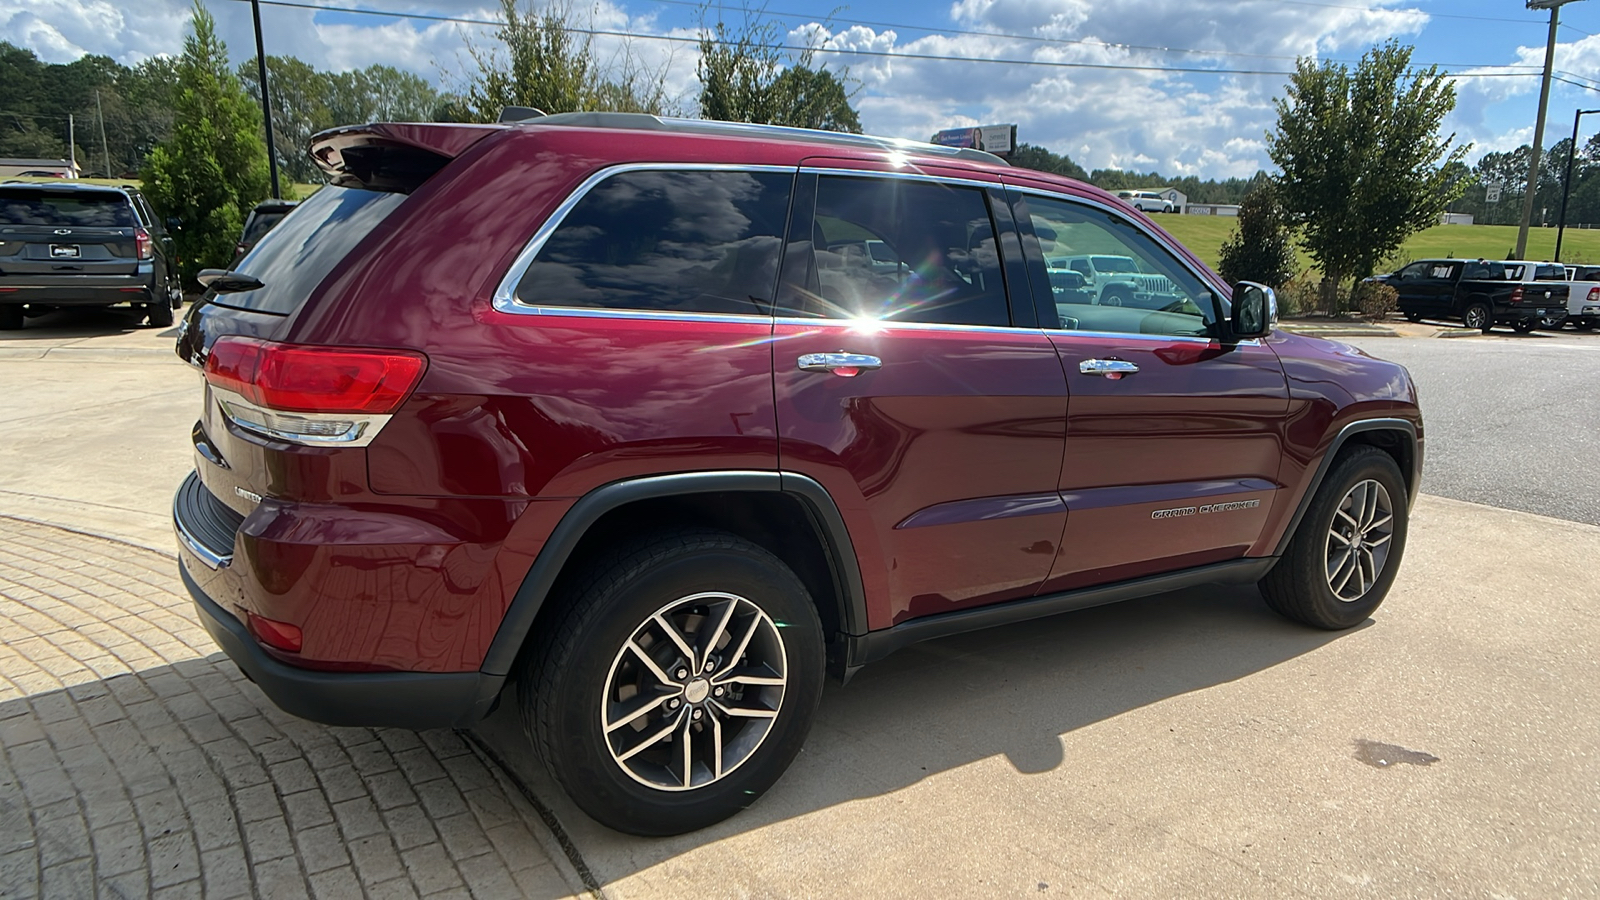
[0,182,182,330]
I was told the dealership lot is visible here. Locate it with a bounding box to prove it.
[2,314,1598,898]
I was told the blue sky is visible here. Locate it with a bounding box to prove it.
[10,0,1600,179]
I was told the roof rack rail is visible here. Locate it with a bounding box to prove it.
[521,112,1010,166]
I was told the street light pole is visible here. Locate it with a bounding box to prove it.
[1555,108,1600,262]
[250,0,281,199]
[1516,0,1579,260]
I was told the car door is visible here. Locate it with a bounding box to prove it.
[1006,186,1290,591]
[772,165,1069,629]
[1392,262,1431,314]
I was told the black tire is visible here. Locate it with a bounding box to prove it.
[1260,445,1408,630]
[1404,311,1422,323]
[522,528,824,836]
[1577,321,1595,331]
[1538,315,1564,331]
[1462,301,1492,333]
[1512,319,1534,334]
[147,297,174,327]
[0,305,21,331]
[1101,290,1129,307]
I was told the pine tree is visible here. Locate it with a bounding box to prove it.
[141,0,270,286]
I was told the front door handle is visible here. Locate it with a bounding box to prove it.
[798,352,882,377]
[1079,358,1139,378]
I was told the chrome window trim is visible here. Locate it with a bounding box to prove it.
[1041,328,1261,347]
[1004,184,1235,322]
[773,316,1034,336]
[798,166,1003,191]
[491,162,797,317]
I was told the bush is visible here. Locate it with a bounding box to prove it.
[1277,276,1320,316]
[1218,182,1297,289]
[1353,281,1399,321]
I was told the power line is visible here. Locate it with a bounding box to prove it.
[220,0,1564,80]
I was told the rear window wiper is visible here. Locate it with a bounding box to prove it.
[197,268,264,293]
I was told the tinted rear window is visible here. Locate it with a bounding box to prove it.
[1535,265,1566,281]
[0,190,136,227]
[514,169,792,316]
[216,187,404,315]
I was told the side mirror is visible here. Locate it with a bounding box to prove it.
[1230,282,1277,340]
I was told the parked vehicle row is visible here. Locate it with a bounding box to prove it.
[172,113,1422,836]
[1371,258,1570,333]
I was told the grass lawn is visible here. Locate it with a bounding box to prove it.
[1158,215,1600,276]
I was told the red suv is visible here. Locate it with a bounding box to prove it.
[174,114,1422,835]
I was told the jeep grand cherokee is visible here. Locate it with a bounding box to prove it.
[173,114,1423,836]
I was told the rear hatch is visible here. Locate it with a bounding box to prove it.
[177,122,501,524]
[0,187,140,278]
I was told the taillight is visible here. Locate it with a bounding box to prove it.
[1588,287,1600,302]
[135,227,153,260]
[204,336,426,414]
[1511,286,1524,304]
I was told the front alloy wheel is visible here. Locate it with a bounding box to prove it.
[602,592,787,791]
[1324,479,1394,602]
[1261,445,1408,630]
[1463,303,1490,331]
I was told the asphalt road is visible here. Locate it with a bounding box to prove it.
[1346,332,1600,527]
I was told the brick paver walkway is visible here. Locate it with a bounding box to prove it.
[0,516,583,900]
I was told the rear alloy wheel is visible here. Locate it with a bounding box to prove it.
[1538,315,1564,331]
[1404,311,1423,323]
[1512,319,1535,334]
[523,529,824,836]
[1463,302,1492,333]
[0,305,21,331]
[1261,445,1408,630]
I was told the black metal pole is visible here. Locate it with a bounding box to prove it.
[251,0,280,199]
[1555,108,1599,263]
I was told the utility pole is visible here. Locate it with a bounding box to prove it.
[67,113,76,178]
[1555,107,1600,261]
[1519,0,1587,259]
[94,90,111,179]
[251,0,281,199]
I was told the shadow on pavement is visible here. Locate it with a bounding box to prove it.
[475,581,1358,881]
[0,306,161,340]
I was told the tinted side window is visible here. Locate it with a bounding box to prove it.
[777,175,1010,326]
[1019,194,1217,337]
[515,169,792,316]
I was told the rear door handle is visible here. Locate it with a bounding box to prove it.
[1079,358,1139,378]
[798,352,882,377]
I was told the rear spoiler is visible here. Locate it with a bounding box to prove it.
[309,123,503,193]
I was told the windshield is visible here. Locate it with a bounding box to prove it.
[1091,255,1140,273]
[0,189,136,227]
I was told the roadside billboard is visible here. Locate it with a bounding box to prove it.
[931,124,1018,157]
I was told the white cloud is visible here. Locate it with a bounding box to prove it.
[1,0,1464,179]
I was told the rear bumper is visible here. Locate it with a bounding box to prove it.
[173,469,505,730]
[179,559,503,729]
[0,276,157,306]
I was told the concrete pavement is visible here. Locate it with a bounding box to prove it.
[3,310,1599,898]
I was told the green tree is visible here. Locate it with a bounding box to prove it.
[142,0,270,285]
[453,0,671,122]
[1009,142,1088,180]
[1268,40,1468,308]
[696,12,860,132]
[1217,183,1298,290]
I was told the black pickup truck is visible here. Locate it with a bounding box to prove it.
[1376,258,1568,333]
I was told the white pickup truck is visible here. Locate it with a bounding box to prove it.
[1545,264,1600,330]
